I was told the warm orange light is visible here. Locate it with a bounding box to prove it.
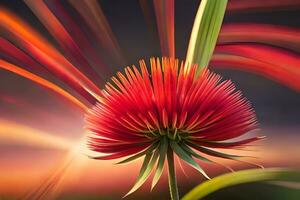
[0,59,88,111]
[0,119,75,150]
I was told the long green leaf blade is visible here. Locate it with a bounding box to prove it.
[182,168,300,200]
[116,141,159,164]
[180,142,211,162]
[181,142,234,172]
[151,137,168,190]
[187,141,263,168]
[185,0,228,76]
[170,141,210,179]
[187,141,244,159]
[125,149,159,197]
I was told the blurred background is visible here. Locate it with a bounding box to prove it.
[0,0,299,199]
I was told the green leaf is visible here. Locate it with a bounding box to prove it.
[151,137,168,190]
[182,168,300,200]
[187,141,263,168]
[187,141,243,159]
[170,141,210,179]
[116,141,159,164]
[180,142,211,163]
[124,148,160,197]
[181,142,234,172]
[185,0,228,76]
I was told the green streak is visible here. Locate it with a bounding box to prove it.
[167,146,179,200]
[186,0,228,76]
[151,137,168,189]
[182,168,300,200]
[116,141,159,164]
[124,150,159,197]
[170,141,210,179]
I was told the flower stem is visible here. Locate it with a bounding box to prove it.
[167,146,179,200]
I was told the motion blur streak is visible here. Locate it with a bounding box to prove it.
[0,8,102,103]
[219,24,300,52]
[227,0,300,12]
[212,44,300,91]
[23,159,72,200]
[0,38,51,76]
[23,138,90,200]
[211,53,300,91]
[153,0,175,58]
[0,119,74,150]
[68,0,126,66]
[139,0,159,45]
[0,59,88,111]
[24,0,104,86]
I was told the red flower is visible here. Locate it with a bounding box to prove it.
[85,57,263,195]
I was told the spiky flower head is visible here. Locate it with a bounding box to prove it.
[85,57,262,196]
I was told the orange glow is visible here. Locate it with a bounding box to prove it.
[24,0,106,85]
[0,8,102,102]
[1,135,299,196]
[0,59,88,111]
[0,119,74,149]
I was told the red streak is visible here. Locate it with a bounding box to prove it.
[68,0,126,66]
[227,0,300,12]
[219,23,300,52]
[0,59,88,111]
[211,44,300,91]
[0,8,102,103]
[153,0,175,58]
[0,37,51,76]
[25,0,105,86]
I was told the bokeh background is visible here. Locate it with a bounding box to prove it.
[0,0,299,199]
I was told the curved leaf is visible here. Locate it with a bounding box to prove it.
[116,141,159,164]
[187,141,247,159]
[124,149,159,197]
[151,137,168,189]
[170,141,210,179]
[180,142,211,162]
[182,168,300,200]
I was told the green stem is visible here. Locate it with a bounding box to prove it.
[167,145,179,200]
